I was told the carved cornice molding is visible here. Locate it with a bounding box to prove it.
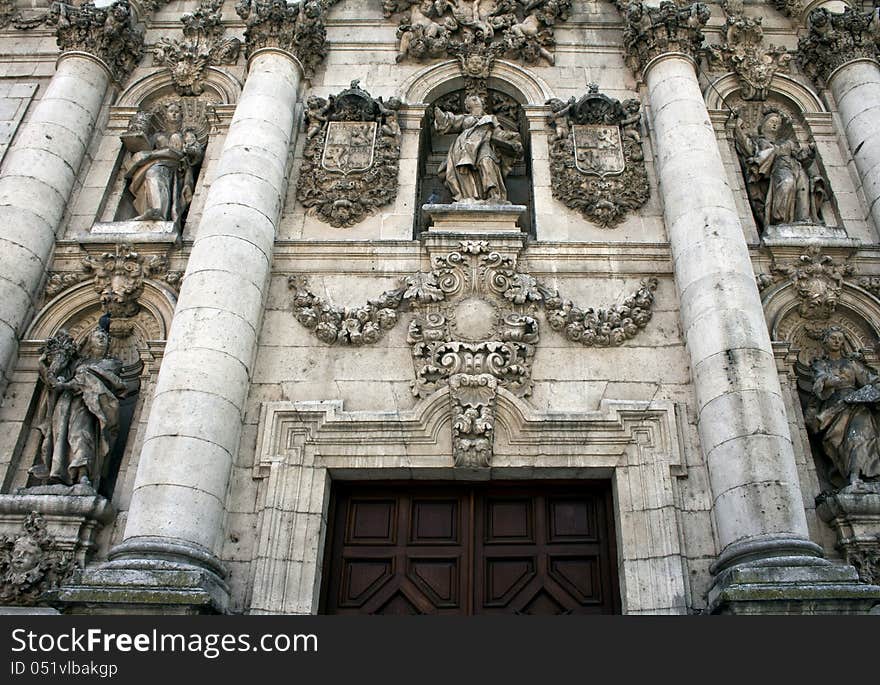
[152,0,241,96]
[797,6,879,87]
[619,0,710,78]
[48,1,144,83]
[235,0,327,77]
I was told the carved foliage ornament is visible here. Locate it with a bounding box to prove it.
[0,513,74,606]
[235,0,328,77]
[797,6,880,87]
[152,0,241,96]
[82,244,169,319]
[707,1,791,102]
[619,1,710,77]
[296,80,401,227]
[546,85,649,228]
[289,241,658,466]
[385,0,571,67]
[47,1,144,83]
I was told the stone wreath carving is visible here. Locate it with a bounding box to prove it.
[289,241,658,466]
[546,85,649,228]
[384,0,571,66]
[296,80,401,227]
[0,512,74,606]
[152,0,242,96]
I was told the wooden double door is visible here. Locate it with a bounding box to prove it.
[321,481,620,614]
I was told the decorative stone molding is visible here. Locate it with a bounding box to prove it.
[0,512,74,606]
[289,239,659,466]
[0,0,50,29]
[152,0,241,96]
[546,85,649,228]
[797,6,880,87]
[47,1,145,84]
[757,245,853,321]
[707,1,791,101]
[817,490,880,584]
[619,1,711,77]
[295,80,401,227]
[235,0,327,77]
[385,0,571,67]
[82,244,169,319]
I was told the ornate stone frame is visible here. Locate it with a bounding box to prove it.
[248,393,690,615]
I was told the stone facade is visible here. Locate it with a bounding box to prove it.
[0,0,880,615]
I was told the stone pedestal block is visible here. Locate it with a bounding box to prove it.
[423,203,526,233]
[817,488,880,585]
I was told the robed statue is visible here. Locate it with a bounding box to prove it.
[433,95,523,203]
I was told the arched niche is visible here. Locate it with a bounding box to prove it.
[116,67,242,111]
[704,73,827,117]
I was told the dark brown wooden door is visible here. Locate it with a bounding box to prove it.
[322,481,620,615]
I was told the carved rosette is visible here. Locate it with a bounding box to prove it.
[295,81,401,227]
[384,0,572,67]
[152,0,242,96]
[797,7,880,87]
[48,1,144,83]
[546,86,649,228]
[620,1,710,77]
[82,244,169,319]
[235,0,327,77]
[0,512,74,606]
[289,240,660,467]
[707,3,791,101]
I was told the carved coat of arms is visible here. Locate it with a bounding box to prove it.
[547,85,649,228]
[296,80,401,227]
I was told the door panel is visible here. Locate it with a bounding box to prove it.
[322,481,620,615]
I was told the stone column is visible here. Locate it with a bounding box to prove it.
[78,0,328,612]
[0,1,142,394]
[799,7,880,234]
[621,4,880,613]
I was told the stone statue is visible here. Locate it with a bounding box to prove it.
[124,100,206,224]
[433,94,523,203]
[29,319,126,490]
[733,109,826,230]
[806,326,880,489]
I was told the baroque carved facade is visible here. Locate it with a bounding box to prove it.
[2,0,880,616]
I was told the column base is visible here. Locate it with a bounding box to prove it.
[708,557,880,615]
[54,563,228,615]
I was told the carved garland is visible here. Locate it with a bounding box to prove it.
[295,81,401,227]
[546,85,649,228]
[289,240,658,467]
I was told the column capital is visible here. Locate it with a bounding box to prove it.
[235,0,327,78]
[620,1,710,79]
[47,1,144,85]
[797,6,879,88]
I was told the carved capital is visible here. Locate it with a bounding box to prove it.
[152,0,241,96]
[48,1,144,83]
[0,513,74,606]
[797,7,879,87]
[235,0,327,77]
[620,1,710,77]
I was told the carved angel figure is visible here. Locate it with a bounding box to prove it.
[734,109,826,229]
[125,101,205,224]
[806,326,880,488]
[433,94,523,203]
[28,321,126,489]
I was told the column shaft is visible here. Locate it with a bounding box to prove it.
[0,54,110,392]
[829,60,880,232]
[113,50,301,570]
[646,55,820,568]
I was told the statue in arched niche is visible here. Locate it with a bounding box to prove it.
[121,99,208,225]
[28,317,126,491]
[433,94,523,203]
[805,325,880,490]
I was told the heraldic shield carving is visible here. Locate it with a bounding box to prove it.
[547,85,649,228]
[296,80,402,227]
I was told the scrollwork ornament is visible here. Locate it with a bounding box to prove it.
[82,244,169,318]
[295,80,402,227]
[546,85,649,228]
[0,513,74,606]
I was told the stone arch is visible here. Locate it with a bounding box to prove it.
[401,59,553,105]
[116,66,242,109]
[704,73,826,116]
